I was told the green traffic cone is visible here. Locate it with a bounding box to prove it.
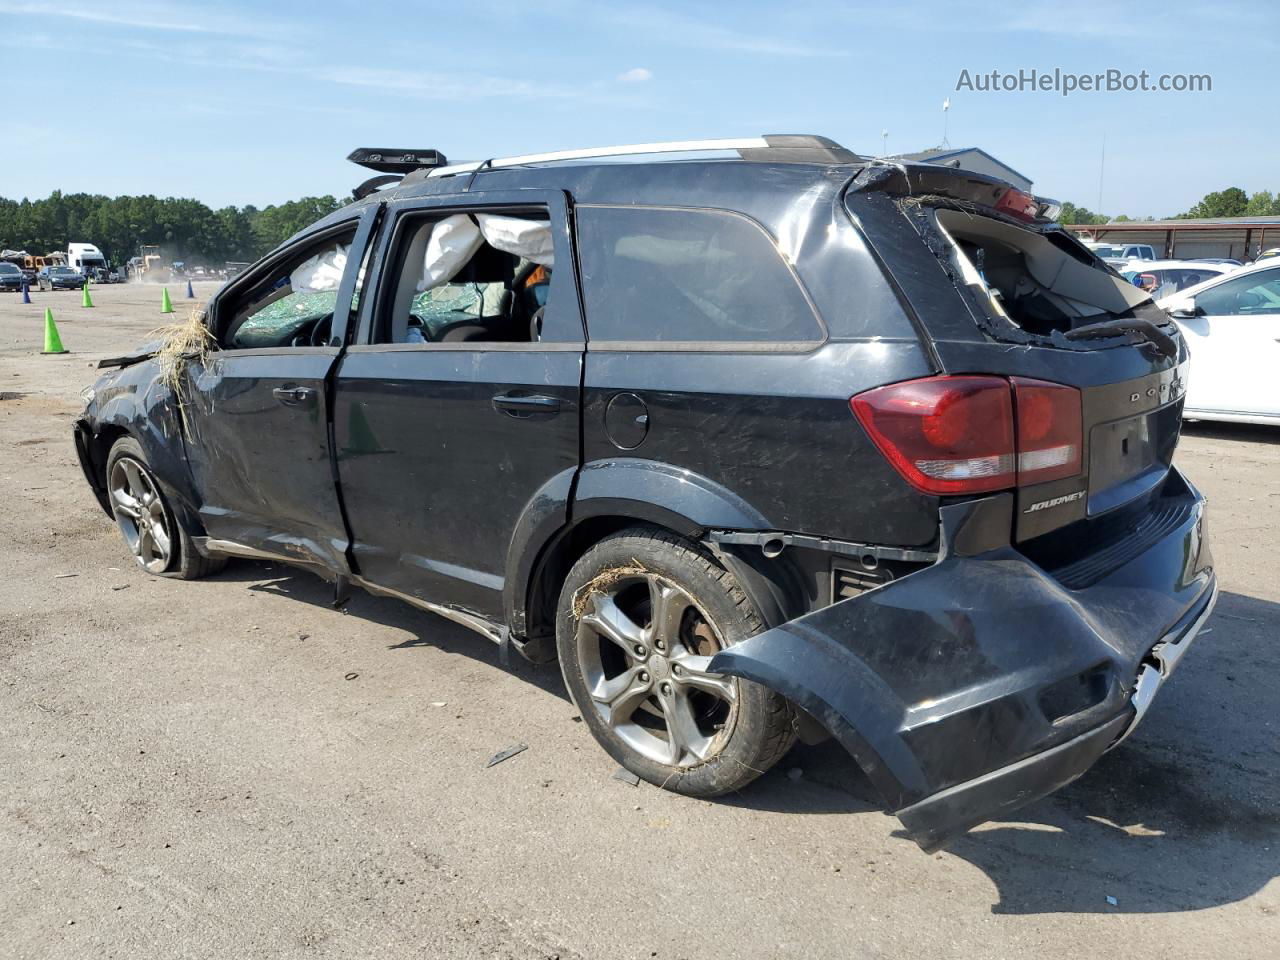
[41,307,69,354]
[82,281,95,308]
[161,287,174,314]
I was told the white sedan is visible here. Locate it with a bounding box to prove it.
[1158,261,1280,425]
[1123,260,1236,300]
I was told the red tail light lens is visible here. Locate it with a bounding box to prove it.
[1012,377,1082,484]
[995,187,1039,222]
[851,376,1083,495]
[851,376,1015,495]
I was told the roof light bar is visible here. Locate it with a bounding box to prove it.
[348,148,449,174]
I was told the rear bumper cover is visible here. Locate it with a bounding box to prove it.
[710,467,1214,851]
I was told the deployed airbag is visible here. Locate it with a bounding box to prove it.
[416,214,554,293]
[292,244,349,293]
[417,214,484,292]
[476,214,554,266]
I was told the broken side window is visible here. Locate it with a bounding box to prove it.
[221,226,359,349]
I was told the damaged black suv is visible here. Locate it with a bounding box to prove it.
[75,136,1215,851]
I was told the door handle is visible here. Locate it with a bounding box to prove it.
[272,386,316,406]
[491,393,561,417]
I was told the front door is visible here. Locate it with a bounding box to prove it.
[333,190,583,620]
[1178,264,1280,419]
[182,208,379,570]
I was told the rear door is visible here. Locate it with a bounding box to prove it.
[1174,265,1280,419]
[182,207,379,571]
[332,189,584,620]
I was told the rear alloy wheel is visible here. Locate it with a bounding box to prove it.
[557,527,796,796]
[576,572,738,768]
[105,436,226,580]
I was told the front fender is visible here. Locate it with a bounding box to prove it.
[80,359,203,533]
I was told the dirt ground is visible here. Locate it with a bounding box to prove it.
[1,282,1277,959]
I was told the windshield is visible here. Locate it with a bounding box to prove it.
[50,267,75,276]
[0,263,19,274]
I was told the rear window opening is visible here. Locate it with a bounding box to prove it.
[930,208,1153,339]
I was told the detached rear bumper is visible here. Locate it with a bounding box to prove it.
[710,467,1215,851]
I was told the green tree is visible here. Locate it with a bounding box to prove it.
[0,191,344,266]
[1180,187,1249,219]
[1057,202,1109,225]
[1246,190,1279,216]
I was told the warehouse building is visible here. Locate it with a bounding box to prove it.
[1072,217,1280,261]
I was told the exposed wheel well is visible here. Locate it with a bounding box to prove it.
[523,515,648,647]
[521,515,805,655]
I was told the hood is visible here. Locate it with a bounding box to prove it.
[97,339,162,369]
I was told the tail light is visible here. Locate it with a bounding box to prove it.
[1011,377,1082,485]
[851,375,1082,496]
[995,187,1040,222]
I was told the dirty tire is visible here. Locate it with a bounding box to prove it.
[105,436,226,580]
[557,526,796,797]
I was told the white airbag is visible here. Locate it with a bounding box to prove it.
[418,214,484,292]
[292,244,348,293]
[477,214,554,266]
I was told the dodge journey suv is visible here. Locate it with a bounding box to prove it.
[74,136,1216,851]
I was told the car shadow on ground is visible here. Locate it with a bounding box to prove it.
[223,562,1279,914]
[229,560,571,702]
[719,590,1280,914]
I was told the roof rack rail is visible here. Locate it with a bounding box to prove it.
[427,134,860,178]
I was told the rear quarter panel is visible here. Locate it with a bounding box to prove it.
[580,341,939,546]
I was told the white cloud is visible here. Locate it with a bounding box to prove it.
[617,67,653,83]
[0,0,273,37]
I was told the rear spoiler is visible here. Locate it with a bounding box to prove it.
[852,161,1061,225]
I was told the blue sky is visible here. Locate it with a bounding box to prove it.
[2,0,1273,217]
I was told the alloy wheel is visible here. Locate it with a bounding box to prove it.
[108,456,173,574]
[576,572,738,767]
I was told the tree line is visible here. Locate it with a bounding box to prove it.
[1058,187,1280,226]
[0,191,345,266]
[3,184,1277,263]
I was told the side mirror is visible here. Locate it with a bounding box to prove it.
[1166,297,1198,319]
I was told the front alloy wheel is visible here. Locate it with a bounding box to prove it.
[108,456,173,573]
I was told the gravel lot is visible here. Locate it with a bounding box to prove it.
[2,283,1277,959]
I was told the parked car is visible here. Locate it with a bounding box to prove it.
[1122,259,1236,299]
[37,266,84,290]
[1159,260,1280,424]
[73,137,1215,852]
[0,261,24,291]
[1083,240,1156,268]
[1189,258,1243,267]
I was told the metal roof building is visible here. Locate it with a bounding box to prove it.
[1072,217,1280,261]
